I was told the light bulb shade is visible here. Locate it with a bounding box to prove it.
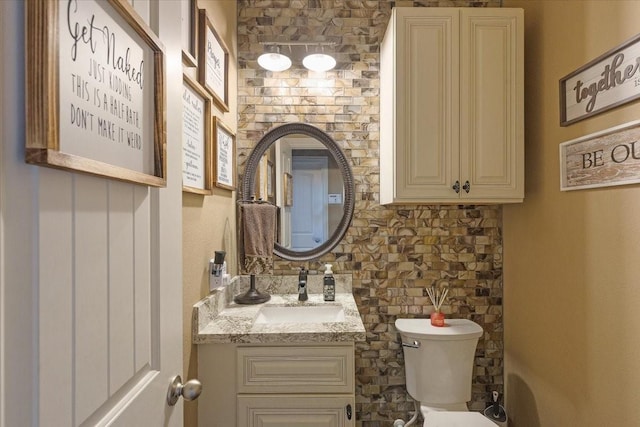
[302,53,336,72]
[257,51,291,72]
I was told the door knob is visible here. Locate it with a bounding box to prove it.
[167,375,202,406]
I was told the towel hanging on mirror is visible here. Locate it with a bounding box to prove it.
[241,203,277,274]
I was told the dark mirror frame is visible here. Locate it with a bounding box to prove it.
[242,123,355,262]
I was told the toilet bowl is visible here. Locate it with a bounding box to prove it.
[395,318,487,427]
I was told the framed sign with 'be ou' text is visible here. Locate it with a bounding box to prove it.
[25,0,167,187]
[560,120,640,191]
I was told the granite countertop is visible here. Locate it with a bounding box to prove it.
[193,274,366,344]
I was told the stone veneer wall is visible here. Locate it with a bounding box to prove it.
[237,1,503,425]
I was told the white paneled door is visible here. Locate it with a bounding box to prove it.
[291,157,328,250]
[1,1,185,426]
[39,174,174,427]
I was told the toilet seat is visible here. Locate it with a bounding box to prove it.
[424,411,498,427]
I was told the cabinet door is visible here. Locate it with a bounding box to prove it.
[459,9,524,202]
[394,8,460,201]
[238,395,355,427]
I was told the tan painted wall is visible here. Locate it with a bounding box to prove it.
[503,1,640,426]
[182,1,237,425]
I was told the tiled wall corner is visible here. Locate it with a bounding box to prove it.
[238,1,503,425]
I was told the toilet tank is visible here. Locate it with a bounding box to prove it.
[395,318,483,406]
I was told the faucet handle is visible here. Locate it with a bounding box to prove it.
[298,281,308,301]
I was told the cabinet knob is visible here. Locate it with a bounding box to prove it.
[452,180,460,194]
[463,180,470,193]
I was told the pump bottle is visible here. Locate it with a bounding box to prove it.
[323,264,335,301]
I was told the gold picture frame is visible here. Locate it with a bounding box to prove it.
[283,172,293,207]
[267,160,274,200]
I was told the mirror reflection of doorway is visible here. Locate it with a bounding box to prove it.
[291,156,328,250]
[275,134,344,251]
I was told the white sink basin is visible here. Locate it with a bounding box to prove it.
[254,305,345,325]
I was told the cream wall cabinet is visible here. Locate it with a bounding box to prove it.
[199,343,355,426]
[380,7,524,204]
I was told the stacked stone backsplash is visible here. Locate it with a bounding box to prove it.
[238,1,503,425]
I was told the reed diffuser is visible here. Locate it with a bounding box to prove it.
[426,284,449,327]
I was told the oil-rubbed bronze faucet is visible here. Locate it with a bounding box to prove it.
[298,267,308,301]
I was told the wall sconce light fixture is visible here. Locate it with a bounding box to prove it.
[257,45,292,72]
[258,42,336,72]
[303,47,337,72]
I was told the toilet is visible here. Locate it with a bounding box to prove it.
[395,318,497,427]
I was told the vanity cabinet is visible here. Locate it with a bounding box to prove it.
[380,7,524,204]
[198,343,355,426]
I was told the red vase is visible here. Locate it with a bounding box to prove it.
[430,311,445,327]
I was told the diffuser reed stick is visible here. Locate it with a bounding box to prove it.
[426,285,449,313]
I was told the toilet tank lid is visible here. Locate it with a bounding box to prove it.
[395,318,483,340]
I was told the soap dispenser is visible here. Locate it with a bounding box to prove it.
[323,264,335,301]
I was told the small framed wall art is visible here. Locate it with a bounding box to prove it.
[198,9,229,112]
[283,172,293,207]
[213,117,236,190]
[25,0,167,187]
[256,155,268,200]
[267,160,274,200]
[182,74,213,195]
[181,0,198,67]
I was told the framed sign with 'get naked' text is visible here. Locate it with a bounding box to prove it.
[25,0,167,187]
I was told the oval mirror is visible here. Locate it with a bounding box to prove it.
[242,123,355,262]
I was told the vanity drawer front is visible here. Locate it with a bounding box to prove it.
[237,345,354,394]
[238,394,355,427]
